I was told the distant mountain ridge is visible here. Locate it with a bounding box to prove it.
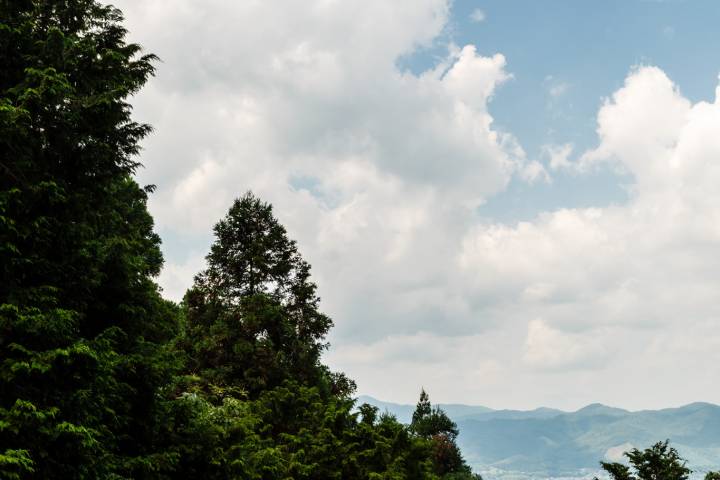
[357,396,720,478]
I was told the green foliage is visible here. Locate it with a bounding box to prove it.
[410,389,476,478]
[0,1,481,478]
[0,0,177,477]
[597,440,691,480]
[181,193,340,398]
[0,449,34,480]
[413,389,433,426]
[171,194,468,479]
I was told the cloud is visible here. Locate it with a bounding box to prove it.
[549,82,570,98]
[544,75,570,99]
[470,8,486,23]
[115,0,720,409]
[543,143,574,170]
[157,251,207,301]
[523,319,611,370]
[579,66,692,175]
[519,160,551,184]
[116,0,532,336]
[325,331,507,405]
[456,66,720,406]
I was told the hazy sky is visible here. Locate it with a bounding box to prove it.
[115,0,720,410]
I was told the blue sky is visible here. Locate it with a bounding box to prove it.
[410,0,720,222]
[118,0,720,410]
[450,0,720,149]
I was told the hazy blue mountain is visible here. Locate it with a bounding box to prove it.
[454,406,566,422]
[357,396,720,478]
[356,395,418,424]
[357,395,495,424]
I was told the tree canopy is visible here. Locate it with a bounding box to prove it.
[411,389,478,478]
[168,194,481,479]
[182,193,336,397]
[0,3,483,478]
[7,2,713,480]
[597,441,691,480]
[1,0,177,477]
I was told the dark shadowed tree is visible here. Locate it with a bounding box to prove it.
[182,192,347,398]
[0,1,178,477]
[0,1,486,476]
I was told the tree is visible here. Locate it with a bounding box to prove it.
[0,1,482,476]
[413,389,433,426]
[410,389,476,478]
[182,192,340,397]
[411,389,459,441]
[597,440,691,480]
[175,193,483,479]
[0,1,178,477]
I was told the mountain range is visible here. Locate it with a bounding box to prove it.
[357,396,720,478]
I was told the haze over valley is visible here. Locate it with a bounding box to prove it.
[361,396,720,478]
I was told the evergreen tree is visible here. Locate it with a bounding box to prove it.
[0,1,177,477]
[0,1,483,477]
[182,192,340,397]
[174,193,480,479]
[410,389,477,478]
[413,388,433,426]
[596,440,691,480]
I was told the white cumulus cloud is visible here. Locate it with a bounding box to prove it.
[115,0,720,409]
[457,66,720,407]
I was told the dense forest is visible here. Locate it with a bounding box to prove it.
[0,1,478,478]
[0,2,718,480]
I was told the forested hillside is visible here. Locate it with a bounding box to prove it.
[0,1,481,478]
[362,398,720,477]
[4,3,720,480]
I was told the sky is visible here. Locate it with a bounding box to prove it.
[114,0,720,411]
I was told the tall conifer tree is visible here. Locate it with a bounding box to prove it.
[0,1,176,477]
[0,2,483,478]
[183,192,337,397]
